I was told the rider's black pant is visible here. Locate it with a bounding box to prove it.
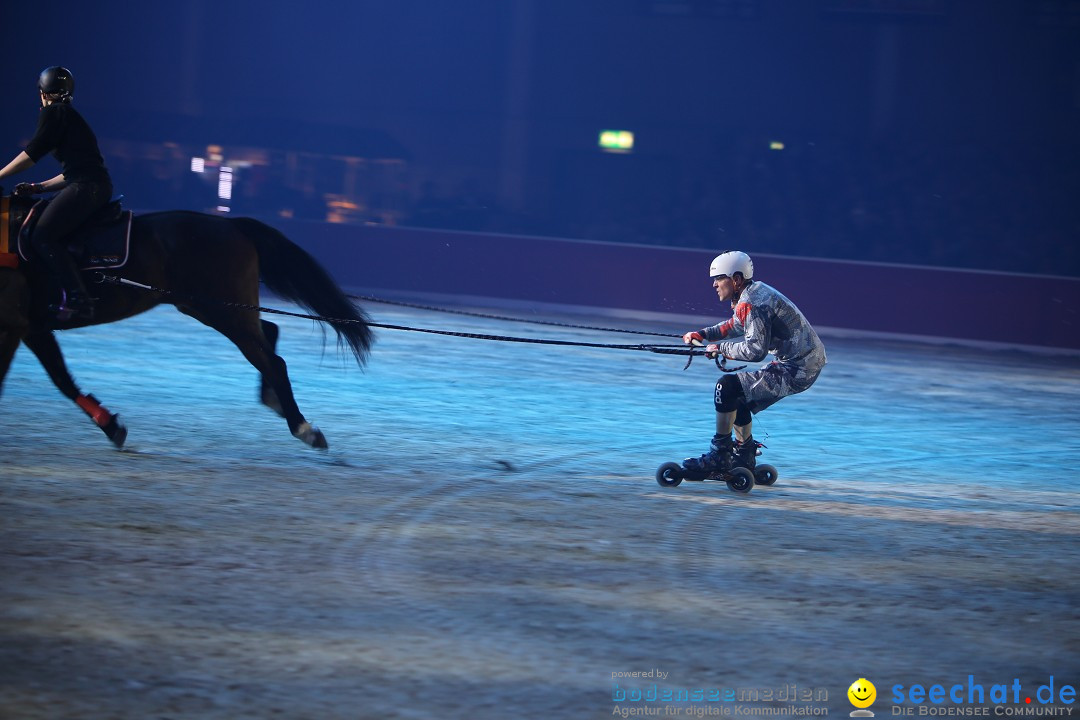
[31,180,112,293]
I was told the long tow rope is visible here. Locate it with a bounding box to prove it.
[347,293,678,338]
[94,274,743,370]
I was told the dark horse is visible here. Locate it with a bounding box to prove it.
[0,192,373,449]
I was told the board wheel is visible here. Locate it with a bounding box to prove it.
[656,461,684,488]
[725,467,754,493]
[754,464,778,486]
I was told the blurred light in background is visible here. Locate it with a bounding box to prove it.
[218,166,233,206]
[191,157,205,173]
[599,130,634,153]
[769,141,785,150]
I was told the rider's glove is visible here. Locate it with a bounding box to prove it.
[13,182,38,196]
[705,343,722,359]
[682,331,705,345]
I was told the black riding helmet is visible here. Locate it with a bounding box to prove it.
[38,66,74,97]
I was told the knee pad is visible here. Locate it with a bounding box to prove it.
[713,374,745,413]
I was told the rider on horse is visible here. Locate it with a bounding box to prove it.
[0,66,113,319]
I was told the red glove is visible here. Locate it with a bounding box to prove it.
[705,344,722,359]
[682,331,705,346]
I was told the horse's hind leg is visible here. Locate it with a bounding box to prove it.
[259,319,285,417]
[21,331,128,448]
[188,308,328,449]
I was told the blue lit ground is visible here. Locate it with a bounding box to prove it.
[1,299,1077,719]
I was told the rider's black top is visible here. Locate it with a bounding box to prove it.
[24,102,111,185]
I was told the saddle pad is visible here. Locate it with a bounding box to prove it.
[77,211,134,270]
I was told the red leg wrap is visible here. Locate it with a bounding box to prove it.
[76,395,112,428]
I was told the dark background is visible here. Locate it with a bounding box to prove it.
[2,0,1078,275]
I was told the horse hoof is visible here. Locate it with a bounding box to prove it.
[293,422,328,450]
[103,415,128,448]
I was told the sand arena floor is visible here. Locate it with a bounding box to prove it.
[1,300,1077,719]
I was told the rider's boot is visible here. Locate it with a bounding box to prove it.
[682,433,735,476]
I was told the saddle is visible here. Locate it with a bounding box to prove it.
[14,196,133,270]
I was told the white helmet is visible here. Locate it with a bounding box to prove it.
[709,250,754,280]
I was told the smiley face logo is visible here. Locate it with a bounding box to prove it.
[848,678,877,709]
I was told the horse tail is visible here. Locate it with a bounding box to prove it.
[229,217,373,366]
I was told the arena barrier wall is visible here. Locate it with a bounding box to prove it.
[275,219,1080,353]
